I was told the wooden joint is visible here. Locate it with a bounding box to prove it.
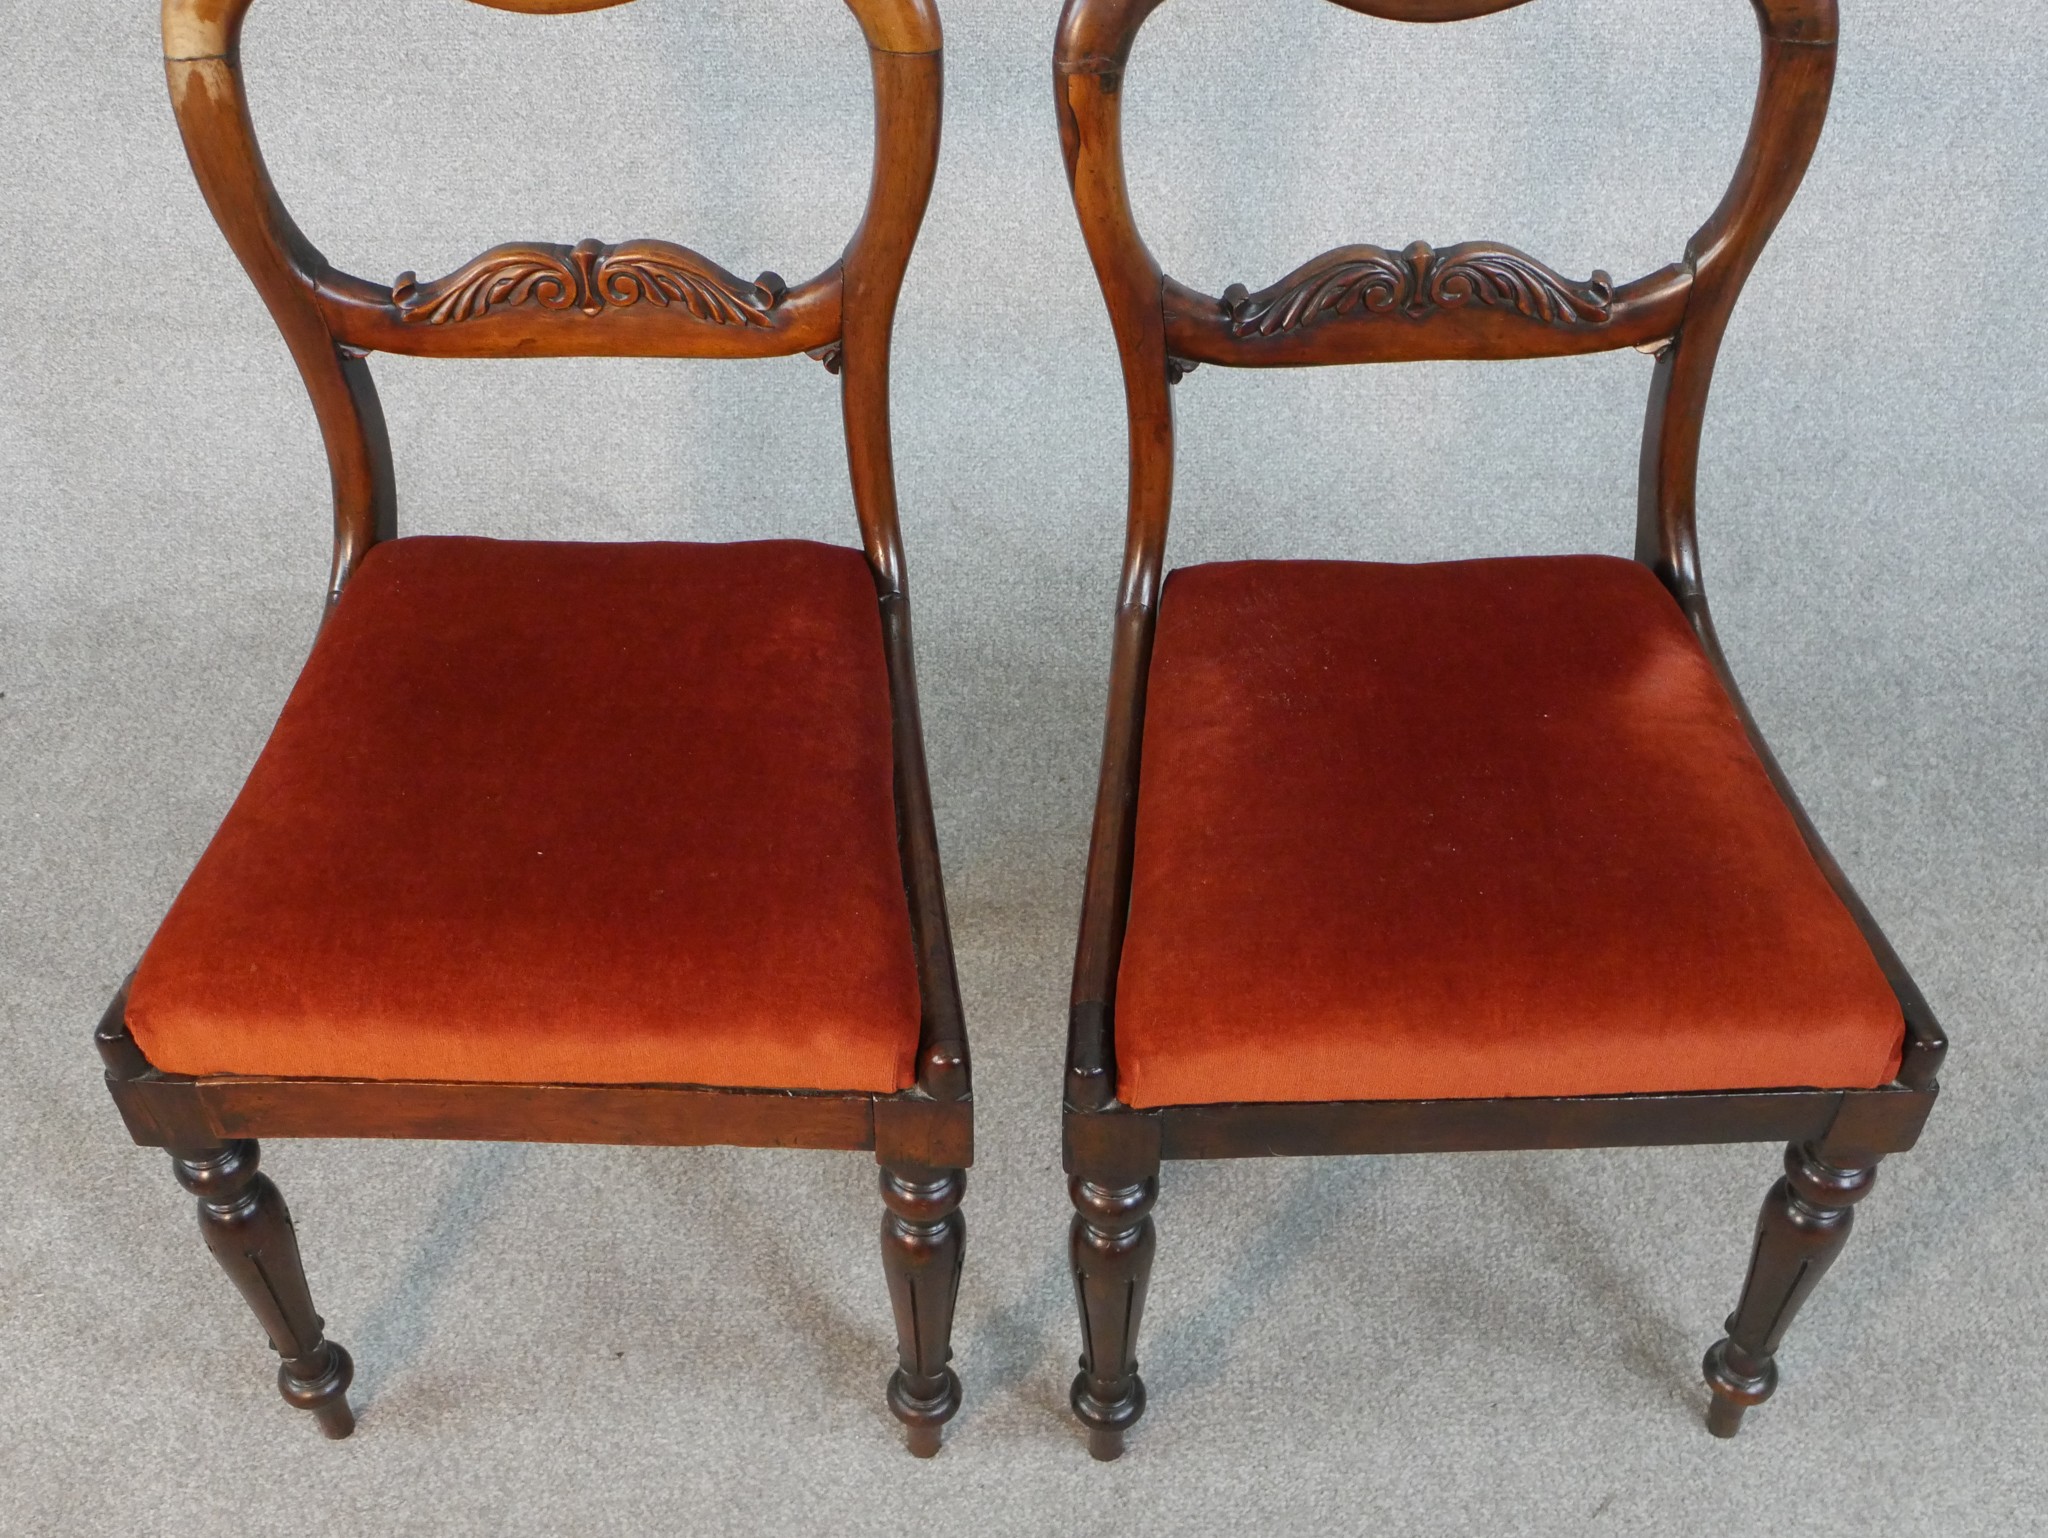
[1056,53,1127,80]
[102,1075,177,1150]
[1053,0,1170,87]
[875,1092,974,1171]
[1821,1084,1938,1159]
[162,0,247,61]
[1063,1105,1162,1183]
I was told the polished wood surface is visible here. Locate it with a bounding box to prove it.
[1703,1140,1879,1436]
[103,0,967,1454]
[174,1138,355,1439]
[1068,1175,1155,1461]
[1162,256,1692,369]
[880,1165,968,1456]
[316,243,844,361]
[1055,0,1944,1457]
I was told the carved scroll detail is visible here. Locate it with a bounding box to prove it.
[391,239,783,326]
[1223,240,1613,338]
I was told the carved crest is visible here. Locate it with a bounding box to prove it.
[1223,241,1613,338]
[391,239,782,327]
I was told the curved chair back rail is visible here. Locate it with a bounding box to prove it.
[1052,0,1942,1113]
[155,0,966,1105]
[163,0,940,599]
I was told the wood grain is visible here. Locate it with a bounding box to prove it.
[118,0,970,1453]
[1053,0,1941,1453]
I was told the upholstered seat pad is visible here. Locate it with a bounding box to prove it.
[127,536,922,1093]
[1113,556,1902,1109]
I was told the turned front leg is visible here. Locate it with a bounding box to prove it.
[1069,1173,1157,1461]
[172,1140,354,1438]
[1704,1140,1878,1438]
[879,1164,965,1457]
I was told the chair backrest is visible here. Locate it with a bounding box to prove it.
[164,0,970,1105]
[1053,0,1848,1107]
[1055,0,1835,610]
[164,0,943,608]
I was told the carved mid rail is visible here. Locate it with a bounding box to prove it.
[1164,241,1691,368]
[314,238,842,360]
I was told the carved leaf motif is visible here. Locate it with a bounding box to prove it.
[589,241,777,326]
[391,238,778,327]
[390,247,578,325]
[1225,241,1613,338]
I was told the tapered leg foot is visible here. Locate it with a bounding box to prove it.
[1069,1173,1157,1461]
[172,1140,355,1438]
[284,1343,357,1439]
[880,1165,965,1457]
[1701,1337,1770,1438]
[1086,1425,1127,1463]
[1703,1140,1877,1438]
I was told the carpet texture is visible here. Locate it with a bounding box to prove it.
[1,0,2042,1533]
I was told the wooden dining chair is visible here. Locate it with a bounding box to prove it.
[1054,0,1944,1459]
[96,0,969,1456]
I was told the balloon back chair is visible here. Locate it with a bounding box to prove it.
[1053,0,1943,1458]
[97,0,969,1457]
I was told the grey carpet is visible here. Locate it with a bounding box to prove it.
[2,0,2043,1532]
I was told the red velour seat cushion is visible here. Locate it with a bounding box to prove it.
[126,536,921,1093]
[1113,555,1903,1109]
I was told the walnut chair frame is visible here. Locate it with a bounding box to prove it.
[1054,0,1944,1458]
[97,0,969,1456]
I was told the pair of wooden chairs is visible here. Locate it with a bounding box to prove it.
[98,0,1943,1462]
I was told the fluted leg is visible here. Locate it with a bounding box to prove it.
[1069,1173,1157,1461]
[879,1164,965,1457]
[172,1140,354,1438]
[1704,1140,1878,1438]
